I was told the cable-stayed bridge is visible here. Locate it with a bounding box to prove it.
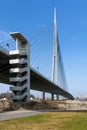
[0,9,74,101]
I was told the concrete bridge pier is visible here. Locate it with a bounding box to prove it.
[56,94,59,100]
[51,93,54,100]
[42,91,45,100]
[9,32,30,102]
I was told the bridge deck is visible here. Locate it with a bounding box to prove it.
[0,48,74,99]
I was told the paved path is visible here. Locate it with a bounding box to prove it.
[0,110,41,121]
[0,109,62,121]
[1,109,87,121]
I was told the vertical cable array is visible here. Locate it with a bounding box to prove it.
[58,43,68,92]
[29,24,53,78]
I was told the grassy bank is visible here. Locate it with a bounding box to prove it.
[0,111,87,130]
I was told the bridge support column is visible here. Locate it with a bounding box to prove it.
[9,32,30,102]
[42,91,45,100]
[56,94,59,100]
[51,93,54,100]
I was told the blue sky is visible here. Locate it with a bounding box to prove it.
[0,0,87,98]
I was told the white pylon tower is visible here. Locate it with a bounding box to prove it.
[52,8,58,85]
